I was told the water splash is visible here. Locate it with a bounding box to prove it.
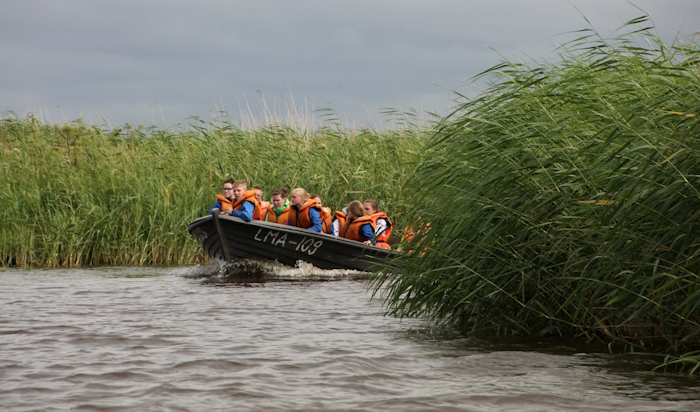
[171,258,367,283]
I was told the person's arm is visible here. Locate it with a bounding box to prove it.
[307,208,323,232]
[231,200,254,222]
[360,224,376,245]
[209,200,222,215]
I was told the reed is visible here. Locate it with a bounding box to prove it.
[0,112,427,267]
[371,17,700,370]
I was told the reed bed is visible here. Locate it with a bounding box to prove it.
[371,18,700,370]
[0,113,426,267]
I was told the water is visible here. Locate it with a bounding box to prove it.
[1,265,699,411]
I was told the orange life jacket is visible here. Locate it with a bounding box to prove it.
[320,206,332,234]
[334,210,347,229]
[340,215,376,242]
[233,190,261,220]
[369,212,393,248]
[216,194,234,213]
[404,221,431,253]
[257,201,270,221]
[404,222,430,241]
[288,198,322,229]
[265,205,290,225]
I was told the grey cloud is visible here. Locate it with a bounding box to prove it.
[2,0,699,127]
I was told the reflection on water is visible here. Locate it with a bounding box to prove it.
[1,264,699,411]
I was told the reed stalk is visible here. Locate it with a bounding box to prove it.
[371,17,700,372]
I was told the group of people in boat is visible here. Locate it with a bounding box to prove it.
[210,179,394,249]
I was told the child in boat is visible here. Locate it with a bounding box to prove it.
[228,180,261,222]
[210,178,236,215]
[340,200,376,246]
[403,218,431,253]
[331,206,348,237]
[310,194,333,234]
[253,186,270,221]
[264,187,291,224]
[287,188,323,232]
[363,199,393,249]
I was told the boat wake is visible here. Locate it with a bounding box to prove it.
[173,258,367,283]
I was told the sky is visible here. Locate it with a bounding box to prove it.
[1,1,699,129]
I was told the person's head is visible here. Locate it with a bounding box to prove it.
[232,180,247,201]
[310,194,322,207]
[271,187,288,209]
[222,178,236,199]
[290,188,309,207]
[253,186,263,203]
[363,199,379,215]
[346,200,364,220]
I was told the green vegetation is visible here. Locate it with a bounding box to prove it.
[4,15,700,373]
[0,113,426,267]
[371,19,700,372]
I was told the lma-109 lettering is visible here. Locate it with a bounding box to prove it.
[253,228,323,256]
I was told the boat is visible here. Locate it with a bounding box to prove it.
[187,209,394,273]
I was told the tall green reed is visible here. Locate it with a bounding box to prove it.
[1,112,427,267]
[372,18,700,368]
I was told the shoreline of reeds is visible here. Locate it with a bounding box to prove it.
[371,17,700,373]
[1,112,428,267]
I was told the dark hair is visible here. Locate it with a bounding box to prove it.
[271,187,288,198]
[224,178,235,185]
[253,186,263,191]
[347,200,364,219]
[364,199,378,212]
[310,193,320,200]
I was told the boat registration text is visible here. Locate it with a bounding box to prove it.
[253,228,323,255]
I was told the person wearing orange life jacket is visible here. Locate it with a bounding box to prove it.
[227,180,260,222]
[210,178,236,215]
[310,193,332,234]
[340,200,376,245]
[403,218,431,253]
[253,186,270,221]
[287,188,323,232]
[363,199,393,249]
[264,187,291,225]
[331,207,347,237]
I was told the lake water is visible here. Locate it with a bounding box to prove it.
[1,264,699,411]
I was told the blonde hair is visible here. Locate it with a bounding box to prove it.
[233,180,247,190]
[290,188,309,200]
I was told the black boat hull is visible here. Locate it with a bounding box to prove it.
[188,210,392,271]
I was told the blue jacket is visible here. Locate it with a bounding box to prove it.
[210,199,255,222]
[231,200,255,222]
[209,200,225,215]
[288,207,323,232]
[359,223,376,245]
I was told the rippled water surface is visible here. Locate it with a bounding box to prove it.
[2,266,700,411]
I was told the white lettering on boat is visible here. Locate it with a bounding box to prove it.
[254,230,323,255]
[295,237,323,256]
[274,233,287,247]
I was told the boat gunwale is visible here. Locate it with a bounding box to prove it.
[188,213,394,256]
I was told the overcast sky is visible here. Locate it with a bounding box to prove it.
[2,1,699,128]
